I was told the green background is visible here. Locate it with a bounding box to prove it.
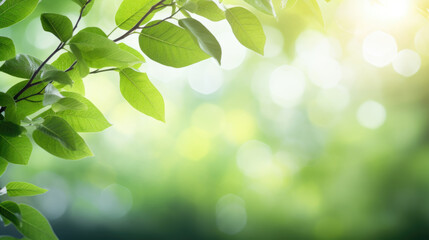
[1,0,429,239]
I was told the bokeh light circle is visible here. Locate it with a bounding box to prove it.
[357,100,387,129]
[269,65,306,108]
[216,194,247,235]
[188,61,224,95]
[236,140,273,178]
[363,31,397,68]
[392,49,421,77]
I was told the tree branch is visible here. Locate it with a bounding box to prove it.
[113,0,167,42]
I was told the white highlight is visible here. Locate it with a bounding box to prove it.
[236,140,273,178]
[316,86,350,112]
[263,26,284,58]
[393,49,421,77]
[188,61,224,95]
[357,100,387,129]
[415,26,429,56]
[269,65,306,107]
[363,31,397,68]
[307,57,342,89]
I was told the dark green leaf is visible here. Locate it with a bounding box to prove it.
[0,92,17,123]
[139,21,209,68]
[0,121,24,137]
[0,37,15,61]
[33,117,92,160]
[0,201,21,227]
[71,0,94,16]
[41,70,73,85]
[15,204,58,240]
[0,54,56,80]
[35,116,77,150]
[115,0,159,30]
[7,81,47,121]
[226,7,266,55]
[39,92,110,132]
[119,68,165,122]
[0,92,15,108]
[70,31,141,68]
[69,45,90,78]
[0,158,7,176]
[0,135,32,165]
[6,182,47,197]
[40,13,73,42]
[79,27,107,37]
[51,53,85,95]
[179,18,222,64]
[0,0,39,28]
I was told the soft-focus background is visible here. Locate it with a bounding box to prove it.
[2,0,429,239]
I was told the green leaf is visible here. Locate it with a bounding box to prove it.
[0,0,39,28]
[225,7,266,55]
[33,117,92,160]
[244,0,274,15]
[0,158,7,176]
[304,0,324,28]
[35,116,77,150]
[41,70,73,85]
[0,121,24,137]
[7,81,47,121]
[115,0,159,30]
[52,97,87,112]
[182,0,225,22]
[139,21,210,68]
[119,68,165,122]
[1,93,18,123]
[70,31,141,68]
[5,182,47,197]
[0,135,32,165]
[15,204,58,240]
[40,13,73,42]
[79,27,107,37]
[43,84,64,106]
[0,54,56,80]
[118,43,145,69]
[0,37,15,61]
[71,0,94,16]
[51,53,85,95]
[179,18,222,64]
[69,45,90,78]
[39,92,110,132]
[0,92,15,109]
[0,201,21,227]
[285,0,298,8]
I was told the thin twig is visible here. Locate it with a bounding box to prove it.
[141,8,181,29]
[114,0,167,42]
[90,68,118,74]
